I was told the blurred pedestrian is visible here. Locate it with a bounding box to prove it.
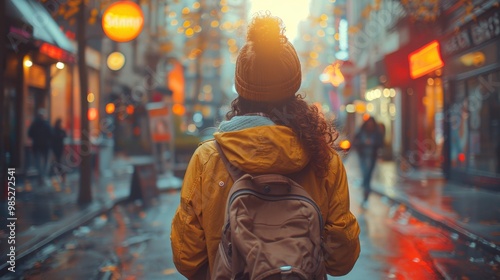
[171,12,360,279]
[52,118,67,184]
[353,116,382,208]
[28,108,52,185]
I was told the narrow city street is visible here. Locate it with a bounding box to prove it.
[2,0,500,279]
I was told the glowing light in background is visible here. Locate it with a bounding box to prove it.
[249,0,311,42]
[336,18,349,60]
[126,105,135,115]
[88,108,98,121]
[24,59,33,68]
[362,113,371,121]
[187,123,197,133]
[105,103,116,114]
[320,63,345,87]
[458,153,466,162]
[107,52,125,71]
[87,92,95,103]
[339,140,351,150]
[172,104,186,115]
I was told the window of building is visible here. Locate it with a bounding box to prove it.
[466,71,500,175]
[451,71,500,176]
[450,80,468,170]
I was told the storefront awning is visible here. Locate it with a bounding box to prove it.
[8,0,76,62]
[384,45,412,88]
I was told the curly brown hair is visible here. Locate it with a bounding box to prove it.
[226,95,339,177]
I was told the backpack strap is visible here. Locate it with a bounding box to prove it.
[214,141,245,182]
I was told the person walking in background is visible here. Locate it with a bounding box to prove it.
[52,118,67,184]
[28,108,52,186]
[353,116,382,208]
[171,12,360,279]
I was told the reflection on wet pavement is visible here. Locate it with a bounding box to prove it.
[347,155,500,251]
[333,186,444,280]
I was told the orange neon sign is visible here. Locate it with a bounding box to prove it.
[408,40,444,79]
[102,1,144,42]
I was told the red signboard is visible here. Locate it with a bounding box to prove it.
[39,43,76,63]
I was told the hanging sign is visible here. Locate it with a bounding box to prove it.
[408,40,444,79]
[102,1,144,42]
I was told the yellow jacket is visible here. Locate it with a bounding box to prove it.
[171,125,360,278]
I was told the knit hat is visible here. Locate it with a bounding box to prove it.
[235,13,301,103]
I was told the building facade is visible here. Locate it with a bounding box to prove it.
[439,1,500,188]
[346,0,500,188]
[3,0,76,176]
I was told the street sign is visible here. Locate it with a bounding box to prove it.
[147,103,172,142]
[102,1,144,42]
[146,102,176,175]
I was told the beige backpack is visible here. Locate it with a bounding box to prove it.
[212,142,327,280]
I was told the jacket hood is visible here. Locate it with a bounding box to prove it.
[213,125,310,174]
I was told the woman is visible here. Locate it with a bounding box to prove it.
[52,118,67,184]
[171,12,360,279]
[353,116,382,207]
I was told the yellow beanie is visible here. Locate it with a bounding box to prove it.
[235,13,301,103]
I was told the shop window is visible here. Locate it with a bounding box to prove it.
[449,42,498,76]
[466,72,500,175]
[424,76,444,164]
[450,81,468,170]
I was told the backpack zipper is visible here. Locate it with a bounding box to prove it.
[228,189,324,229]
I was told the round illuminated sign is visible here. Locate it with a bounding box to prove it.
[102,1,144,42]
[107,52,126,70]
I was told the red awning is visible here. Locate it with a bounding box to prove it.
[384,48,411,88]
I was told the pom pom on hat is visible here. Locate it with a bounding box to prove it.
[235,12,302,103]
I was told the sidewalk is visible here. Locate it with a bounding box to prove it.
[343,154,500,256]
[0,155,182,276]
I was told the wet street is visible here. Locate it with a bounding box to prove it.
[5,180,498,279]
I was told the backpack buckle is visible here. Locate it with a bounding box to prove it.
[280,266,292,279]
